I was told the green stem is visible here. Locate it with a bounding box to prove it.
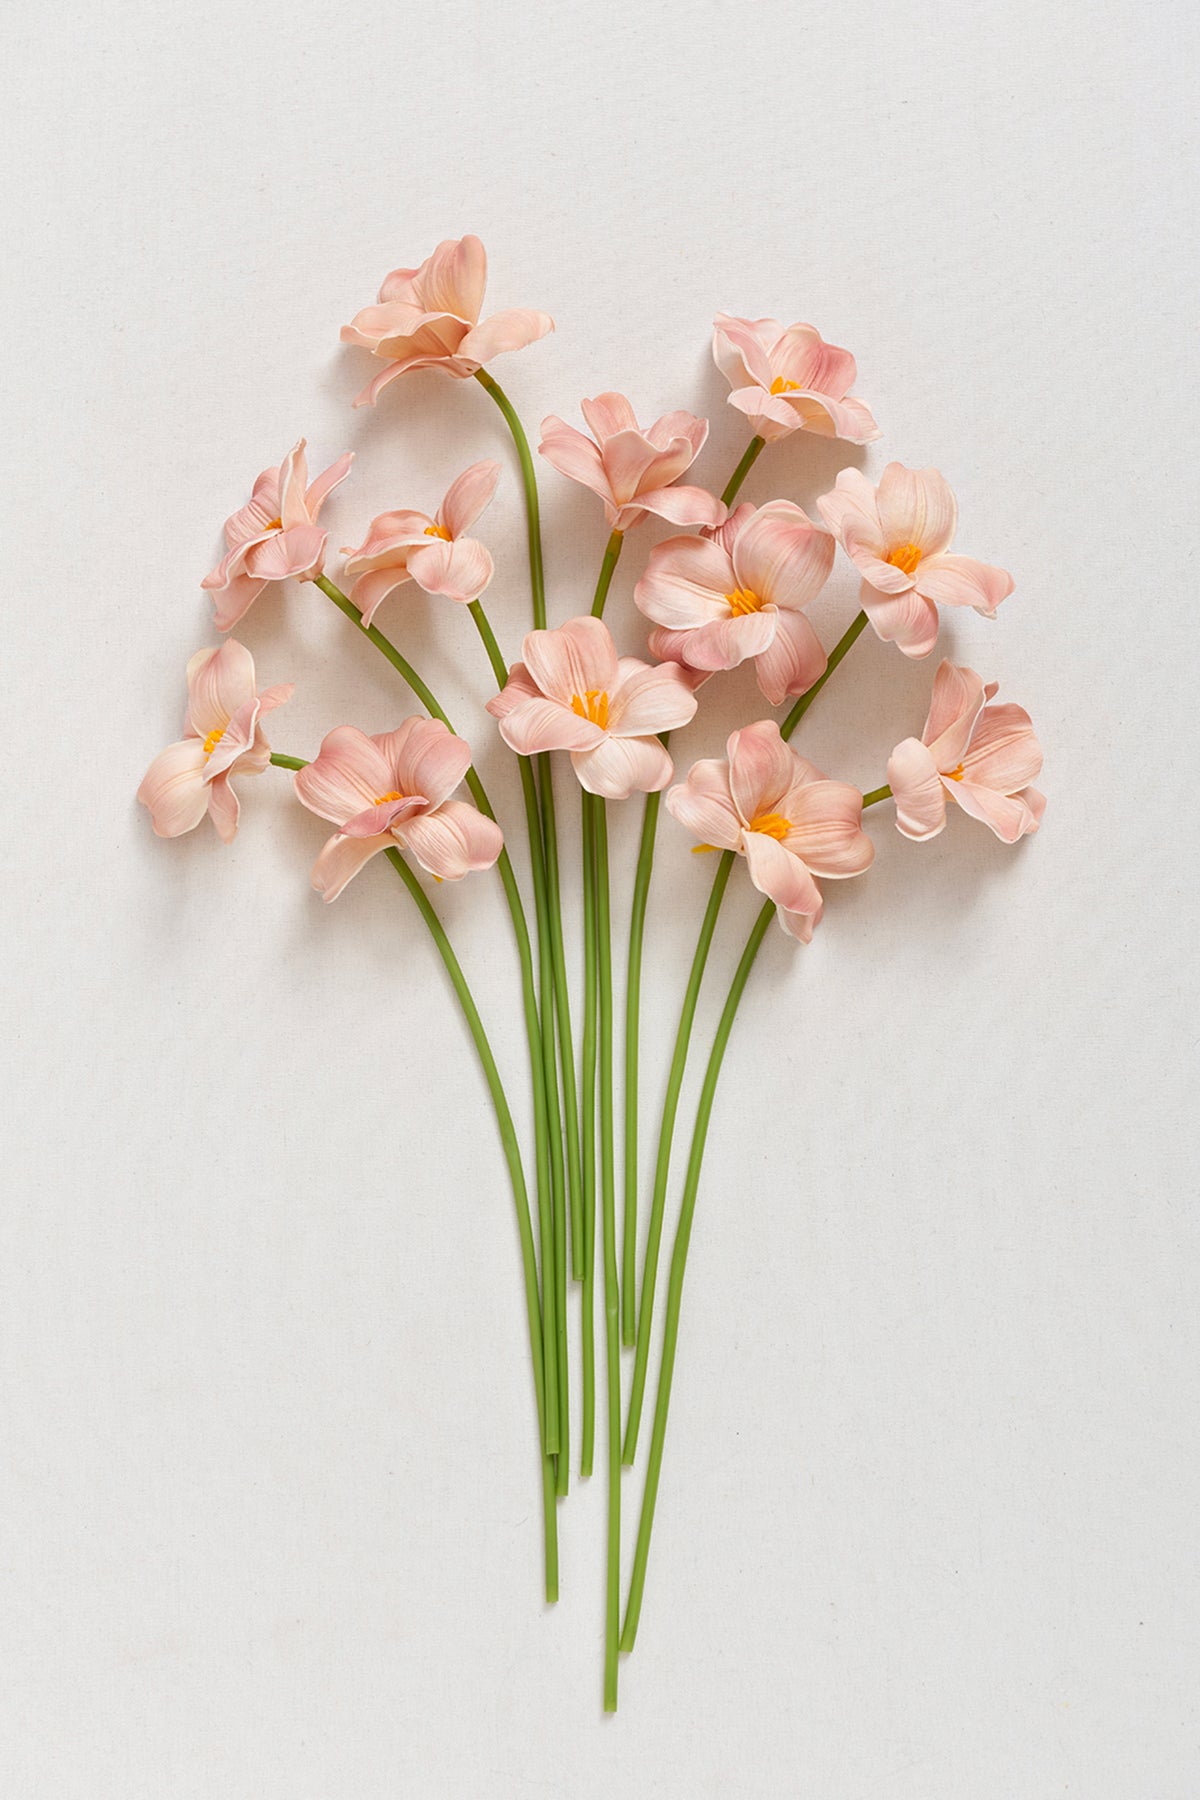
[620,900,775,1651]
[474,369,546,629]
[268,752,306,771]
[720,434,766,506]
[591,530,624,618]
[862,783,892,809]
[779,610,870,743]
[580,798,598,1478]
[593,797,622,1711]
[622,850,735,1462]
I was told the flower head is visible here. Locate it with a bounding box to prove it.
[712,314,881,446]
[341,235,554,406]
[539,393,726,534]
[666,719,873,941]
[137,640,293,843]
[635,500,833,704]
[201,440,353,631]
[817,463,1013,659]
[886,660,1045,843]
[342,461,499,626]
[487,615,699,799]
[294,717,502,901]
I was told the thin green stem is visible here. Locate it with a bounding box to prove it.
[720,434,766,506]
[580,799,598,1478]
[862,783,892,809]
[620,900,775,1652]
[780,610,870,743]
[593,797,622,1711]
[474,368,546,629]
[268,752,307,771]
[622,850,735,1463]
[591,529,624,618]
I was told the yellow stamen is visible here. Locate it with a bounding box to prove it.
[264,517,282,532]
[374,790,404,804]
[769,376,800,395]
[749,811,791,841]
[201,726,224,757]
[691,843,720,854]
[570,689,610,729]
[424,522,452,540]
[886,541,923,576]
[725,586,763,617]
[945,763,965,782]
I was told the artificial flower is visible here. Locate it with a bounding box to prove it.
[635,500,833,704]
[137,639,293,843]
[666,719,873,941]
[342,460,499,625]
[202,440,353,631]
[294,717,502,902]
[816,463,1013,658]
[538,393,726,534]
[341,235,554,406]
[487,615,698,799]
[712,314,881,445]
[886,659,1045,843]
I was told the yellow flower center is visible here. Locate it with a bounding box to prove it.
[945,763,965,782]
[725,587,764,616]
[886,541,923,576]
[374,790,404,804]
[749,811,791,841]
[570,689,610,729]
[201,726,225,757]
[769,377,800,395]
[424,523,452,540]
[264,517,282,532]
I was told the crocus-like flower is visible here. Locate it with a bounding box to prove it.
[817,463,1013,659]
[886,660,1045,844]
[666,719,873,942]
[137,639,293,843]
[487,615,699,799]
[202,440,353,631]
[712,314,881,445]
[341,461,499,626]
[634,500,833,704]
[294,717,503,902]
[340,235,554,407]
[538,393,726,534]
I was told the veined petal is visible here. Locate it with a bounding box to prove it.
[439,459,500,537]
[185,640,258,740]
[949,779,1043,842]
[310,831,393,902]
[349,566,411,627]
[607,659,699,736]
[860,583,941,658]
[205,771,241,843]
[633,536,737,629]
[922,660,989,764]
[538,416,612,505]
[727,718,801,821]
[777,897,823,943]
[783,391,882,444]
[406,536,493,604]
[753,608,827,705]
[916,552,1014,617]
[278,441,310,529]
[338,793,429,839]
[961,702,1044,793]
[731,501,834,612]
[887,736,948,840]
[304,451,354,520]
[665,758,741,850]
[137,738,210,838]
[294,725,393,825]
[877,463,958,558]
[742,830,823,917]
[458,306,554,366]
[523,615,618,704]
[485,661,541,721]
[496,696,604,755]
[416,235,488,322]
[580,392,640,440]
[726,385,804,442]
[383,716,472,810]
[770,323,857,399]
[677,610,778,672]
[784,781,873,877]
[570,734,673,799]
[246,523,328,582]
[399,799,503,878]
[632,484,727,529]
[712,315,779,393]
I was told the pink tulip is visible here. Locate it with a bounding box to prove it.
[340,235,554,406]
[486,615,699,799]
[886,660,1045,843]
[817,463,1013,659]
[634,500,833,705]
[342,461,500,626]
[137,640,293,843]
[666,719,873,942]
[712,314,881,446]
[202,440,353,631]
[538,393,726,534]
[294,717,502,901]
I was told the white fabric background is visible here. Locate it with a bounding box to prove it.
[2,0,1197,1792]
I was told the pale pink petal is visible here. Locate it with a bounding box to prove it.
[606,660,699,736]
[523,616,618,705]
[665,760,741,850]
[383,716,472,809]
[860,583,941,658]
[629,484,727,530]
[877,464,957,558]
[277,442,310,529]
[743,831,824,917]
[399,799,503,878]
[783,391,882,444]
[599,428,667,506]
[815,469,887,558]
[633,536,737,629]
[644,411,708,457]
[728,719,801,822]
[731,501,834,612]
[538,417,612,506]
[245,523,327,582]
[406,536,494,604]
[304,451,354,519]
[960,703,1044,793]
[343,510,434,565]
[202,556,267,632]
[223,467,281,549]
[580,393,640,440]
[645,625,710,672]
[676,610,779,672]
[310,831,393,902]
[777,898,823,943]
[458,307,553,366]
[206,772,241,843]
[726,385,803,442]
[712,315,779,393]
[349,567,411,627]
[784,781,874,877]
[485,662,541,720]
[294,726,393,825]
[185,640,258,740]
[438,459,500,538]
[949,780,1043,842]
[137,738,210,838]
[771,324,857,398]
[351,361,409,408]
[417,235,488,322]
[888,737,947,840]
[496,697,603,755]
[754,608,827,705]
[916,552,1014,617]
[570,734,674,799]
[922,660,989,764]
[341,794,429,838]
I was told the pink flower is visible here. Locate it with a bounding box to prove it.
[712,314,881,446]
[817,463,1013,659]
[538,393,726,534]
[486,615,699,799]
[340,235,553,406]
[634,500,833,705]
[202,440,353,631]
[666,719,873,942]
[886,660,1045,843]
[294,717,503,902]
[341,461,499,626]
[137,640,293,843]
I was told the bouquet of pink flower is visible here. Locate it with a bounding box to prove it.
[139,235,1044,1712]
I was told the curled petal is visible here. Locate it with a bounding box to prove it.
[712,315,781,392]
[457,307,554,366]
[922,660,990,765]
[341,794,429,838]
[497,696,604,755]
[399,799,503,879]
[816,468,886,560]
[665,759,741,850]
[754,609,827,706]
[634,536,737,629]
[523,615,618,705]
[674,610,778,673]
[917,552,1013,617]
[887,737,948,841]
[877,464,957,558]
[950,780,1043,842]
[961,703,1044,793]
[607,660,699,737]
[206,771,241,843]
[743,830,823,918]
[246,523,328,583]
[860,583,941,658]
[777,897,823,943]
[732,501,834,612]
[625,484,726,530]
[406,535,494,604]
[784,781,874,877]
[486,661,541,721]
[439,460,500,538]
[726,385,804,443]
[304,451,355,519]
[349,566,411,627]
[539,416,611,503]
[382,716,472,810]
[295,726,392,825]
[727,719,801,823]
[570,734,674,799]
[137,738,210,838]
[580,392,640,440]
[310,831,393,901]
[185,640,258,741]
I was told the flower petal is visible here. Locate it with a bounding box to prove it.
[633,536,737,629]
[399,799,503,878]
[771,323,858,399]
[523,616,618,705]
[916,552,1014,617]
[921,660,989,765]
[457,307,554,365]
[949,780,1043,842]
[887,737,947,840]
[860,582,941,658]
[580,392,640,440]
[383,716,472,809]
[485,661,541,720]
[439,459,500,538]
[665,759,741,850]
[712,315,779,393]
[753,608,827,705]
[877,464,958,558]
[417,235,488,322]
[607,659,699,736]
[496,696,603,755]
[538,416,612,506]
[570,734,674,799]
[777,897,823,943]
[310,831,393,901]
[185,640,258,740]
[782,391,882,444]
[294,726,393,825]
[784,781,874,876]
[246,523,328,583]
[961,703,1044,793]
[727,718,800,822]
[304,451,354,519]
[742,830,823,917]
[349,566,410,627]
[205,771,241,843]
[405,536,494,604]
[630,484,727,529]
[341,794,429,838]
[815,468,886,559]
[677,610,779,672]
[137,738,210,838]
[731,501,834,612]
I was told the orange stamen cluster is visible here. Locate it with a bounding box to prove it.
[749,811,791,841]
[570,690,610,729]
[725,587,763,617]
[886,541,923,576]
